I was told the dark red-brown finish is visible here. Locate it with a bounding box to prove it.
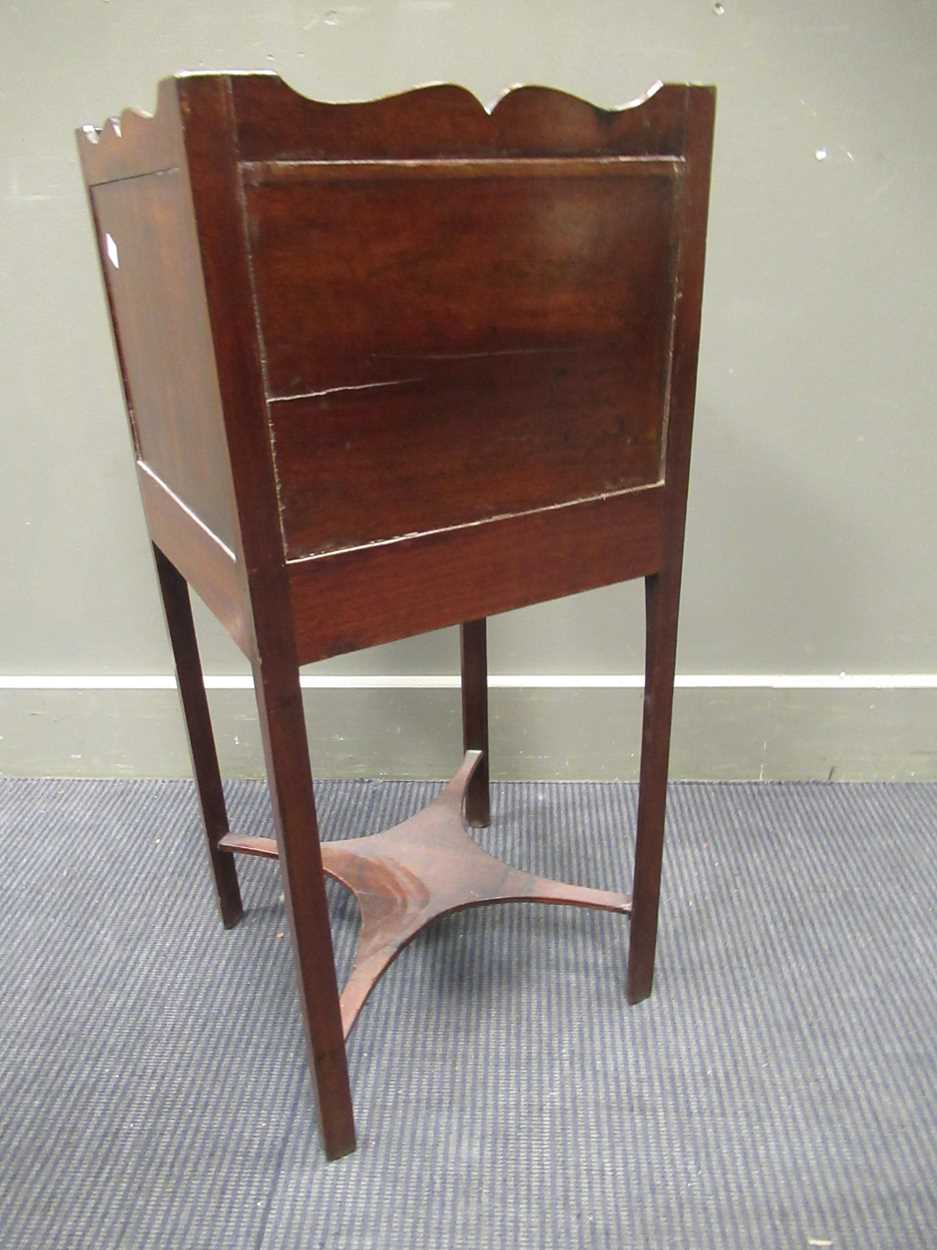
[221,751,631,1037]
[289,486,665,661]
[77,72,715,1160]
[248,156,676,558]
[460,621,490,828]
[153,545,242,929]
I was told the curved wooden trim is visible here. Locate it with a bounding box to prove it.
[220,751,632,1039]
[76,77,182,185]
[230,72,706,160]
[251,72,672,121]
[76,71,715,181]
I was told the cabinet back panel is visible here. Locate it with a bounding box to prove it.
[243,158,681,558]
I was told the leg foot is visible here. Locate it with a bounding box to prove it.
[626,569,681,1004]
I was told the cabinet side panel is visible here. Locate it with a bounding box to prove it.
[91,171,239,553]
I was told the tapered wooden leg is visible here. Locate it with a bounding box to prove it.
[153,544,243,928]
[460,619,490,827]
[627,568,681,1005]
[251,658,356,1160]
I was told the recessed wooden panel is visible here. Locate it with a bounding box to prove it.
[269,347,660,555]
[92,171,239,553]
[245,159,680,557]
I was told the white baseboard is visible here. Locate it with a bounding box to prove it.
[3,673,937,690]
[1,678,935,781]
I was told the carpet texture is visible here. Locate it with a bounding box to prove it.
[0,776,934,1249]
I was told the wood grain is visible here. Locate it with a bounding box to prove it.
[153,546,243,927]
[247,156,677,557]
[231,76,688,162]
[90,169,241,555]
[246,157,679,397]
[136,464,248,653]
[627,86,716,1005]
[177,73,357,1161]
[78,72,716,1159]
[288,485,666,664]
[78,77,181,186]
[221,752,632,1038]
[460,620,490,828]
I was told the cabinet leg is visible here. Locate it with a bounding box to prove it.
[627,569,681,1005]
[153,544,242,929]
[252,659,356,1160]
[460,619,490,827]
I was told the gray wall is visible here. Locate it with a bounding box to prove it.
[2,0,936,779]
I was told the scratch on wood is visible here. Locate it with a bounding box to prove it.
[270,378,421,403]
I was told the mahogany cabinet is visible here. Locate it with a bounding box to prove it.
[78,72,715,1159]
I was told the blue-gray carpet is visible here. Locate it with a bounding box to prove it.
[0,776,934,1249]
